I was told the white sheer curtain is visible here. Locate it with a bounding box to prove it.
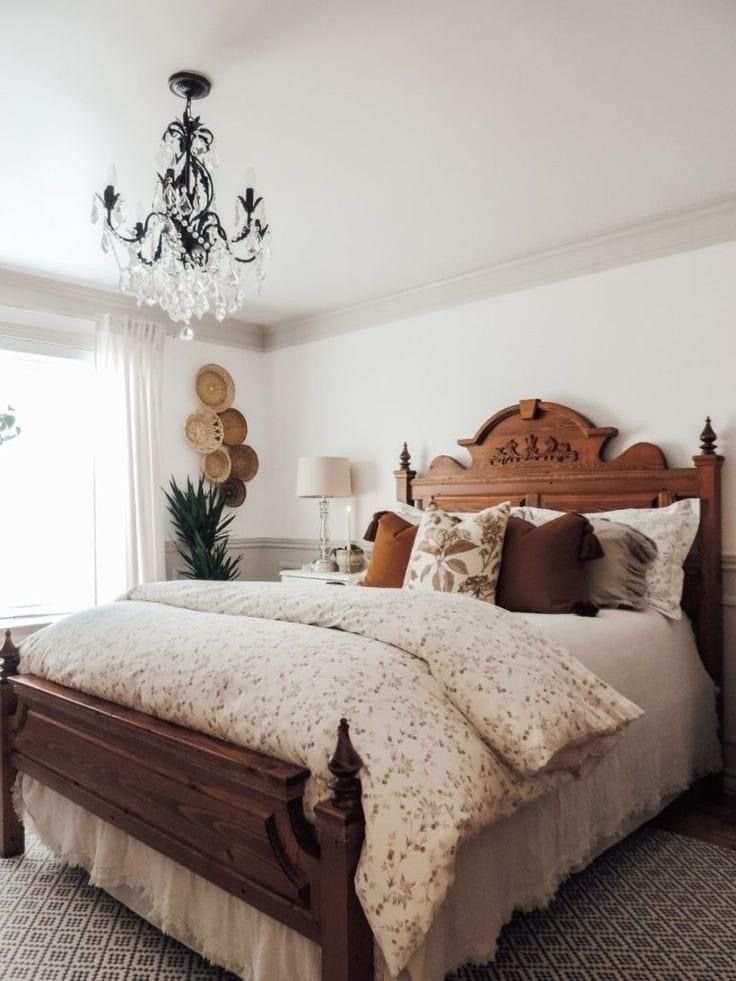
[94,314,166,602]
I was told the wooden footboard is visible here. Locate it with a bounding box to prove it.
[0,630,373,981]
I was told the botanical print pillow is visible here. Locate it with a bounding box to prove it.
[403,503,510,602]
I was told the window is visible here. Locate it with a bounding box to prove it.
[0,347,96,618]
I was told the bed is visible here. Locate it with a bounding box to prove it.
[0,398,724,981]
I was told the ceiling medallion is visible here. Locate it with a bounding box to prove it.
[91,71,270,339]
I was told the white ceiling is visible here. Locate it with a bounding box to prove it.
[2,0,736,329]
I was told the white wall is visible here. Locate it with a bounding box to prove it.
[264,240,736,549]
[262,238,736,782]
[161,337,267,541]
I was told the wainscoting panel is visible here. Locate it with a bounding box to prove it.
[164,537,323,583]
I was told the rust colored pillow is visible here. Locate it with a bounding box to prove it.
[362,512,418,588]
[496,513,602,615]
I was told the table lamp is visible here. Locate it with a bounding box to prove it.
[296,456,352,572]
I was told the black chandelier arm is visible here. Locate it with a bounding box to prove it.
[107,227,142,247]
[161,114,214,151]
[105,227,157,265]
[96,191,140,247]
[102,214,143,247]
[98,185,146,246]
[188,156,215,213]
[231,219,269,247]
[231,228,251,246]
[163,119,185,142]
[139,209,171,239]
[100,203,174,267]
[193,210,229,245]
[191,122,214,148]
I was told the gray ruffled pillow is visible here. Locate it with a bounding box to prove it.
[586,518,658,610]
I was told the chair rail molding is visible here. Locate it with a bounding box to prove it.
[724,554,736,608]
[166,538,736,593]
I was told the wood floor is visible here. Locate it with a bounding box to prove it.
[653,789,736,850]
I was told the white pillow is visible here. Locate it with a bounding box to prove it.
[397,502,490,523]
[396,503,425,524]
[511,500,700,620]
[403,503,510,603]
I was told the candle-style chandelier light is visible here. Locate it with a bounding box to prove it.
[91,71,270,339]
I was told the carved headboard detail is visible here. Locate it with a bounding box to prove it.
[394,399,724,702]
[458,398,668,471]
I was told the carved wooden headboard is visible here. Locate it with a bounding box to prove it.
[394,399,724,693]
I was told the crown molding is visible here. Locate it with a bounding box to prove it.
[0,321,94,358]
[5,191,736,354]
[0,266,268,351]
[265,192,736,350]
[0,303,95,356]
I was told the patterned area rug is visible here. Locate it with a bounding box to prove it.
[1,827,735,979]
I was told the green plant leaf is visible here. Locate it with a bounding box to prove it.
[164,475,241,582]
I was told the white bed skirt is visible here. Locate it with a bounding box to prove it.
[17,610,721,981]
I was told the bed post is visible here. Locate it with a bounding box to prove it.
[693,418,724,715]
[0,630,24,858]
[314,719,373,981]
[394,442,416,505]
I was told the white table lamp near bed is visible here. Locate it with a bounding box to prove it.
[296,455,352,572]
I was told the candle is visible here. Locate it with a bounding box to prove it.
[346,505,352,566]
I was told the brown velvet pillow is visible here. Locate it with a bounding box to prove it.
[362,512,418,588]
[496,513,602,615]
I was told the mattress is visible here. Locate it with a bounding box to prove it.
[18,607,720,981]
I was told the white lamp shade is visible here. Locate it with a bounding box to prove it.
[296,456,351,498]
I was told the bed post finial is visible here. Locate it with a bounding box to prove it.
[328,718,363,814]
[700,417,718,455]
[1,630,24,858]
[394,443,416,505]
[314,719,373,980]
[0,631,19,683]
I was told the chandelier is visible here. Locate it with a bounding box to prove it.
[91,71,270,339]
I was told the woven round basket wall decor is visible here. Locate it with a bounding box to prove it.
[195,364,235,413]
[228,444,259,482]
[222,476,247,507]
[184,409,224,454]
[201,448,232,484]
[218,408,248,446]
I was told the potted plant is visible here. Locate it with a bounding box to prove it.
[164,476,241,581]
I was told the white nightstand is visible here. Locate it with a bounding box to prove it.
[279,568,364,587]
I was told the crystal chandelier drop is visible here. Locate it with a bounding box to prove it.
[91,71,270,339]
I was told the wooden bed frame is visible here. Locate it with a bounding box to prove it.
[0,399,723,981]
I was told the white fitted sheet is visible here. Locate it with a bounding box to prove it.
[18,609,720,981]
